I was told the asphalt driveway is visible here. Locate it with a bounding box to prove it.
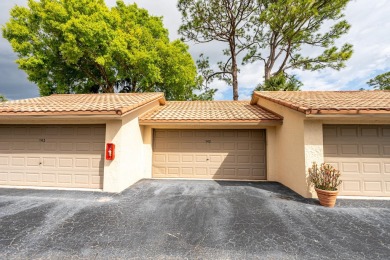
[0,180,390,260]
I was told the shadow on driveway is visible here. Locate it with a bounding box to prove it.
[0,179,389,259]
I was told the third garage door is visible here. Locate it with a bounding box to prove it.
[324,125,390,196]
[152,129,266,180]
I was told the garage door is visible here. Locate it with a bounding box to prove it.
[153,129,266,180]
[324,125,390,196]
[0,125,105,189]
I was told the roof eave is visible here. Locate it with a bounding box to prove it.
[306,109,390,118]
[0,112,122,120]
[139,120,283,126]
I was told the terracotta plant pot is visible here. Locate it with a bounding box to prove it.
[315,188,339,208]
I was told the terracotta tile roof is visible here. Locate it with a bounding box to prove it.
[252,91,390,115]
[0,93,165,116]
[139,101,282,123]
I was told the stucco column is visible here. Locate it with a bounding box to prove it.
[303,120,324,197]
[103,120,123,192]
[142,126,153,179]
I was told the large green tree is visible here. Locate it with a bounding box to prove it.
[178,0,353,96]
[0,95,7,102]
[2,0,209,100]
[245,0,353,81]
[178,0,257,100]
[367,71,390,90]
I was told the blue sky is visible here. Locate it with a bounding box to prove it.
[0,0,389,100]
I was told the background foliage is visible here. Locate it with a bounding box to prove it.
[3,0,213,100]
[367,71,390,90]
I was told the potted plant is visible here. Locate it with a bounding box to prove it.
[308,162,342,207]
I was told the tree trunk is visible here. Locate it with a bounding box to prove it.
[102,84,115,93]
[232,59,239,101]
[264,66,271,81]
[230,41,239,101]
[131,79,137,92]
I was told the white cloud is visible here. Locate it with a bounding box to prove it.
[210,80,231,100]
[239,62,264,89]
[292,0,390,91]
[238,92,253,101]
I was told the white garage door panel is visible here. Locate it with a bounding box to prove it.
[324,125,390,196]
[0,125,105,189]
[153,129,266,180]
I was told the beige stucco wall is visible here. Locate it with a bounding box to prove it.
[257,97,324,197]
[103,100,159,193]
[142,126,154,179]
[265,126,278,181]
